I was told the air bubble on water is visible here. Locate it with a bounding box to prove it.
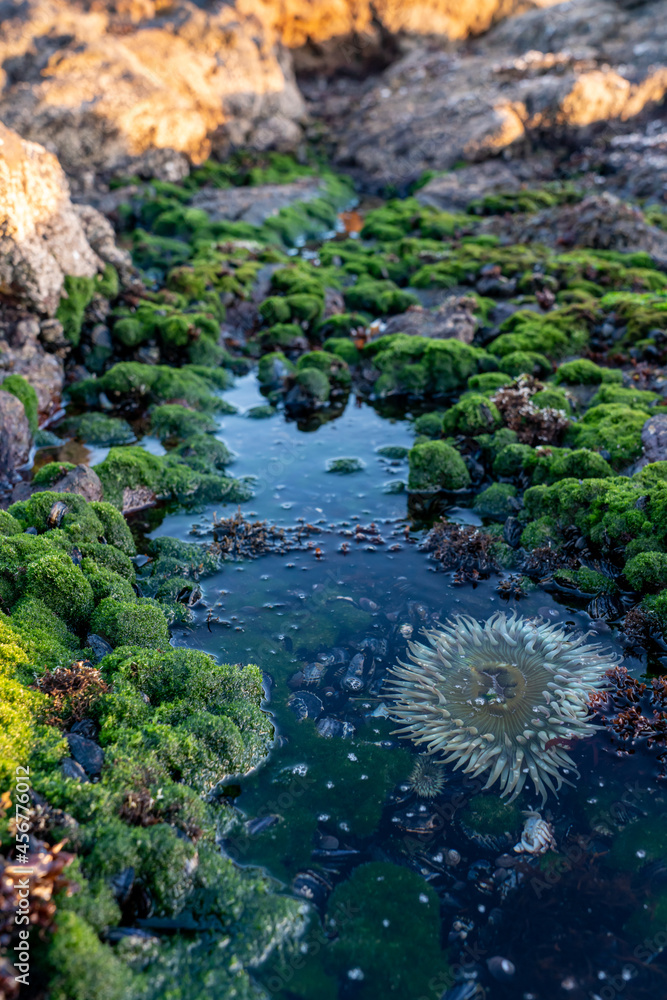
[418,893,429,904]
[348,969,364,981]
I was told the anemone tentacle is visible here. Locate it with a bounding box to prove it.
[386,612,618,804]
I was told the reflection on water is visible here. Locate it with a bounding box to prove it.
[134,375,664,1000]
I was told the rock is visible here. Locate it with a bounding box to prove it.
[66,732,104,777]
[0,390,31,486]
[382,297,478,344]
[640,413,667,467]
[73,205,133,279]
[52,465,104,503]
[61,758,88,782]
[417,158,553,213]
[0,331,64,420]
[190,178,326,227]
[70,718,98,740]
[482,192,667,259]
[0,0,306,180]
[323,0,667,187]
[87,633,114,664]
[0,121,102,313]
[11,464,104,504]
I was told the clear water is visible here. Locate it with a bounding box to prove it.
[95,373,666,1000]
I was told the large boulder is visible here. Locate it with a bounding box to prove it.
[0,121,102,313]
[324,0,667,187]
[0,0,305,181]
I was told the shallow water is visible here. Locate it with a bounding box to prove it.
[113,374,667,1000]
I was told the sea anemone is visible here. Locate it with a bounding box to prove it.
[387,612,618,804]
[408,755,446,798]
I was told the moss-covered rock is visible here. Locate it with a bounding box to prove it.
[91,597,170,648]
[568,404,646,470]
[442,394,501,436]
[150,405,217,441]
[408,440,470,492]
[473,483,517,520]
[2,374,39,434]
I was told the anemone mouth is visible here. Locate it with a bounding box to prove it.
[386,611,619,804]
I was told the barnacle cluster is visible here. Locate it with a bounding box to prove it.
[387,612,618,803]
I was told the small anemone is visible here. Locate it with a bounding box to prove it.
[408,755,446,798]
[386,612,618,804]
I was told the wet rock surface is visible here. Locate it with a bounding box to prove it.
[0,390,31,485]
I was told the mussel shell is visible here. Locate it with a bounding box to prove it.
[316,717,355,739]
[288,691,324,721]
[503,516,522,549]
[47,500,68,529]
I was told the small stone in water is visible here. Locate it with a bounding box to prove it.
[326,457,366,474]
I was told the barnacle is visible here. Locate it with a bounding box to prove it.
[387,612,618,804]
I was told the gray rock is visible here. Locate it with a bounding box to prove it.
[0,390,31,484]
[640,413,667,466]
[11,463,104,504]
[61,758,89,783]
[381,297,478,344]
[190,178,325,228]
[87,633,114,664]
[66,732,104,776]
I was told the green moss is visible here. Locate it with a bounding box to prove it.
[624,552,667,592]
[258,352,295,388]
[88,502,135,555]
[344,279,419,316]
[173,434,234,472]
[467,372,513,394]
[413,412,444,438]
[489,308,589,361]
[31,462,76,488]
[259,296,291,325]
[46,911,135,1000]
[531,447,614,486]
[26,552,94,630]
[56,275,96,346]
[589,384,659,410]
[460,794,522,837]
[569,404,646,470]
[442,394,500,436]
[553,359,622,386]
[94,445,250,510]
[520,515,559,550]
[113,316,150,347]
[65,413,135,446]
[294,367,330,402]
[408,440,470,492]
[323,862,445,1000]
[322,337,360,365]
[554,567,616,594]
[82,558,137,603]
[532,387,572,414]
[493,443,537,480]
[150,404,217,441]
[70,363,233,413]
[497,351,552,378]
[0,511,22,536]
[326,457,365,474]
[91,597,169,648]
[473,483,517,520]
[2,374,38,434]
[608,816,667,872]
